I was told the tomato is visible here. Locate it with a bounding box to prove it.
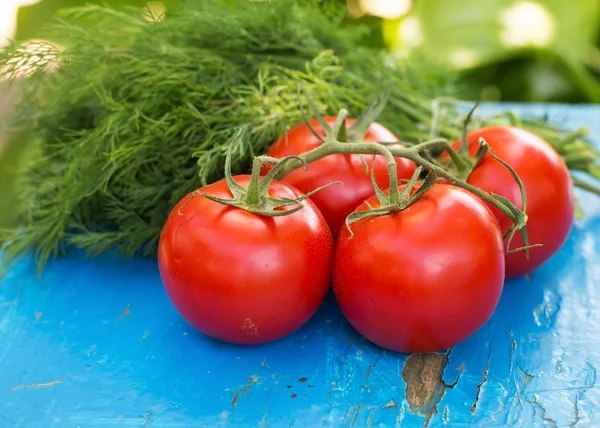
[158,175,334,345]
[454,126,574,278]
[264,117,416,239]
[333,184,505,353]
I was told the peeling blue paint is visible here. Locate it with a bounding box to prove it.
[1,104,600,426]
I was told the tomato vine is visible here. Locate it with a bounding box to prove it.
[191,88,532,253]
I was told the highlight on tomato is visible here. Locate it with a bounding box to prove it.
[333,179,505,354]
[158,130,334,345]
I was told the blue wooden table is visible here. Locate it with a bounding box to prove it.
[1,104,599,427]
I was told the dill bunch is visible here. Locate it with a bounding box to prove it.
[0,0,597,271]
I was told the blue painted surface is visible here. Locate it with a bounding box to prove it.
[1,104,600,427]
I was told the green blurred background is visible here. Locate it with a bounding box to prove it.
[1,0,600,229]
[3,0,600,103]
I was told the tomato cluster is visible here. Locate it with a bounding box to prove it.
[158,117,574,354]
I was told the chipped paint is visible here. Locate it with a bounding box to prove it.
[365,363,374,381]
[402,351,450,424]
[116,304,130,323]
[231,375,259,409]
[384,400,397,409]
[11,379,64,392]
[86,345,96,357]
[144,410,154,427]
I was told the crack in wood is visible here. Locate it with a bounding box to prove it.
[443,405,449,427]
[518,367,534,385]
[470,357,490,417]
[585,360,597,387]
[366,408,376,427]
[570,391,581,428]
[328,339,353,402]
[351,405,363,427]
[526,394,557,428]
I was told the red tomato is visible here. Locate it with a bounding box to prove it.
[333,184,505,353]
[454,126,574,278]
[158,175,334,345]
[264,117,416,239]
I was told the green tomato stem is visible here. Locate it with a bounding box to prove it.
[391,146,521,224]
[572,176,600,196]
[412,138,470,173]
[245,156,264,204]
[276,139,400,203]
[331,109,349,141]
[275,138,521,225]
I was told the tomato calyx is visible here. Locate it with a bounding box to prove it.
[438,103,487,181]
[179,128,342,217]
[344,165,437,237]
